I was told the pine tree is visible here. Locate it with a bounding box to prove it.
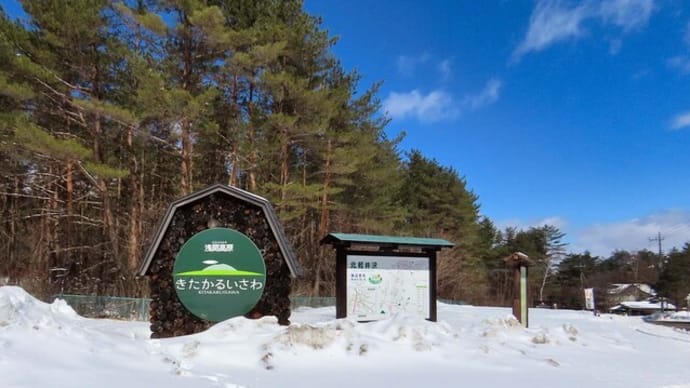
[0,9,41,283]
[396,150,487,302]
[22,0,145,292]
[336,82,405,234]
[656,243,690,308]
[555,252,599,309]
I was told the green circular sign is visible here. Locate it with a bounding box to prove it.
[173,228,266,322]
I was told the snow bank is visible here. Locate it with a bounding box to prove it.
[2,286,690,388]
[0,286,79,328]
[644,310,690,322]
[663,311,690,321]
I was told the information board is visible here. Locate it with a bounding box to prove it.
[346,255,430,321]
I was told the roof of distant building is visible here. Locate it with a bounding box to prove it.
[610,300,676,311]
[607,283,656,296]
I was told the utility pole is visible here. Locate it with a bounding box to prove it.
[577,260,586,309]
[649,232,665,269]
[649,232,666,312]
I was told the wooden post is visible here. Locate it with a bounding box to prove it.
[427,250,438,322]
[506,252,532,328]
[335,246,347,319]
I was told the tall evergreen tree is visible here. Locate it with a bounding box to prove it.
[2,0,136,295]
[555,252,599,309]
[0,9,40,283]
[656,243,690,308]
[396,150,487,302]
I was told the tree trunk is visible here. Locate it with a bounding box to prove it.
[318,138,332,239]
[92,116,120,272]
[279,127,289,203]
[180,118,193,195]
[538,263,549,303]
[248,82,257,191]
[65,161,73,234]
[126,125,142,271]
[229,142,238,187]
[228,73,239,188]
[179,15,194,195]
[8,176,19,281]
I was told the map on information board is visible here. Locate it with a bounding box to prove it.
[346,255,430,321]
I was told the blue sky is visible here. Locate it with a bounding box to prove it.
[4,0,688,256]
[303,0,690,256]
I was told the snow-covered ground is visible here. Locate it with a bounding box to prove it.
[1,286,689,388]
[648,311,690,322]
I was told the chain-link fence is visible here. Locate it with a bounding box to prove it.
[439,299,468,305]
[53,295,339,320]
[52,294,151,321]
[290,296,336,308]
[52,294,466,321]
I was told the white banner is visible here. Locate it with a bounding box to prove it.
[584,288,595,310]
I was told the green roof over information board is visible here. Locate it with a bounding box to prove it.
[320,233,454,250]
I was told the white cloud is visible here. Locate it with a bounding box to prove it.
[536,216,569,230]
[463,78,502,110]
[383,77,502,123]
[513,0,590,59]
[573,210,690,257]
[609,38,622,55]
[494,218,522,231]
[437,59,452,82]
[670,111,690,130]
[667,22,690,75]
[514,0,655,60]
[668,56,690,74]
[398,54,453,83]
[599,0,655,31]
[382,89,458,123]
[495,216,568,232]
[396,53,430,77]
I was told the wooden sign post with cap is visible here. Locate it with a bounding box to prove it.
[505,252,532,327]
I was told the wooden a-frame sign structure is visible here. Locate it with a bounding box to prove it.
[137,184,302,337]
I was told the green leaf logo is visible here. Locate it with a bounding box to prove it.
[368,274,383,284]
